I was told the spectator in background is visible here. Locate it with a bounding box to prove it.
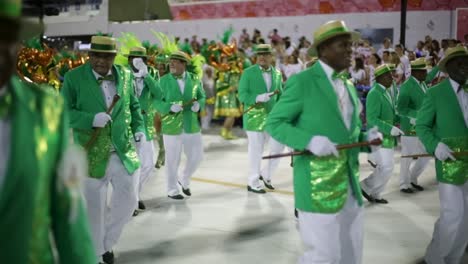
[395,44,411,79]
[298,39,311,63]
[464,34,468,46]
[440,39,449,59]
[390,51,405,84]
[425,35,432,43]
[448,39,457,48]
[283,37,296,56]
[367,53,382,85]
[382,50,391,64]
[378,37,394,58]
[240,28,250,44]
[431,40,441,64]
[415,41,426,58]
[201,65,215,131]
[350,57,368,86]
[190,35,200,54]
[252,29,262,44]
[282,54,303,80]
[268,29,282,44]
[407,50,416,61]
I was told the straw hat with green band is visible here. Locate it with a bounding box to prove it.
[155,54,169,64]
[311,20,360,54]
[410,58,428,71]
[438,46,468,73]
[254,44,273,54]
[169,50,191,63]
[0,0,43,40]
[387,63,396,71]
[374,64,392,78]
[89,36,118,54]
[125,46,148,57]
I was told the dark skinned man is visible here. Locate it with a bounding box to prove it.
[266,20,382,264]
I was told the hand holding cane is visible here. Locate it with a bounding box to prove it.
[262,138,382,159]
[84,95,121,151]
[243,90,280,114]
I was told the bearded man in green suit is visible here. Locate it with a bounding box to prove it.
[397,58,431,193]
[238,44,285,193]
[361,65,404,204]
[266,20,382,264]
[416,46,468,264]
[0,0,96,263]
[126,46,162,213]
[157,51,206,200]
[62,36,146,264]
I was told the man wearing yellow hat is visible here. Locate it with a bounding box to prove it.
[416,46,468,264]
[157,50,206,200]
[361,65,404,204]
[238,44,284,193]
[62,35,146,264]
[0,0,96,262]
[266,20,382,263]
[397,58,431,193]
[126,46,162,213]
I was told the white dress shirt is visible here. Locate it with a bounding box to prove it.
[449,78,468,127]
[134,77,145,98]
[0,85,10,191]
[92,69,117,108]
[319,60,354,129]
[176,72,186,95]
[261,66,272,92]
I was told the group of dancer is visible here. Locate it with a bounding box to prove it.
[1,0,467,263]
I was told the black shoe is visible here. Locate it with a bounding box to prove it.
[182,187,191,196]
[247,185,266,194]
[178,181,191,196]
[367,160,377,168]
[374,198,389,204]
[361,190,375,202]
[138,201,146,210]
[102,251,114,264]
[294,208,298,218]
[168,194,184,200]
[132,210,139,217]
[260,177,275,190]
[411,183,424,191]
[400,188,414,194]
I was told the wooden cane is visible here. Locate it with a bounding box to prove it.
[183,98,197,107]
[243,90,280,114]
[401,151,468,159]
[84,94,121,151]
[262,138,382,159]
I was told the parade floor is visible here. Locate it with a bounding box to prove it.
[114,127,468,264]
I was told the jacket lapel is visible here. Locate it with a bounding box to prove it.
[85,63,107,110]
[344,80,359,131]
[111,65,124,115]
[254,65,268,92]
[313,63,347,129]
[442,79,466,127]
[183,73,194,101]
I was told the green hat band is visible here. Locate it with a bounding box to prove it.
[129,50,146,56]
[90,43,116,51]
[316,26,350,43]
[374,67,391,78]
[411,64,426,70]
[0,1,21,18]
[255,48,271,54]
[170,54,189,62]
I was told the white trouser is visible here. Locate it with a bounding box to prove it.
[425,181,468,264]
[399,136,431,189]
[137,139,156,199]
[297,188,364,264]
[246,131,285,187]
[361,148,395,199]
[163,133,203,196]
[201,105,213,130]
[83,153,139,257]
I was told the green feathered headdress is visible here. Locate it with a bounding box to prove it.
[152,30,178,56]
[219,26,234,45]
[115,32,142,66]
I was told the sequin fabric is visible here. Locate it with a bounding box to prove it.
[439,136,468,185]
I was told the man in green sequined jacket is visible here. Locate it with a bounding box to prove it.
[157,51,206,200]
[126,46,162,212]
[360,64,404,204]
[416,46,468,264]
[266,20,382,264]
[238,44,285,193]
[62,35,145,264]
[0,0,96,262]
